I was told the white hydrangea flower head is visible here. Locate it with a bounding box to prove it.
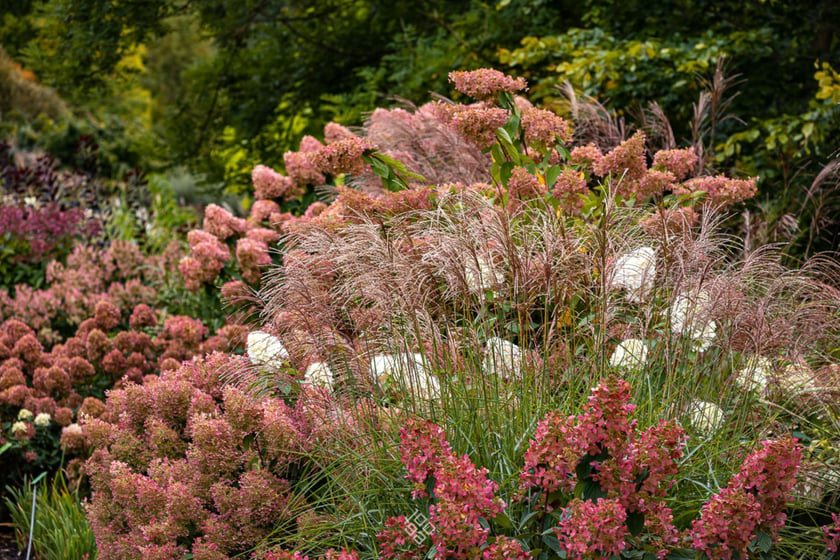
[11,421,28,435]
[777,361,818,395]
[688,400,725,437]
[465,255,504,293]
[247,330,290,368]
[670,290,717,351]
[610,247,656,303]
[34,412,51,427]
[369,353,440,400]
[609,339,648,370]
[734,355,772,394]
[304,361,334,390]
[17,408,33,422]
[481,337,523,381]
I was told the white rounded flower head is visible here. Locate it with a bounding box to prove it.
[34,412,51,427]
[11,421,28,435]
[777,361,818,395]
[610,247,656,303]
[304,361,334,390]
[688,400,725,437]
[670,290,716,351]
[465,255,504,293]
[17,408,33,422]
[734,355,772,394]
[609,338,648,370]
[481,337,523,381]
[247,330,289,368]
[369,353,440,400]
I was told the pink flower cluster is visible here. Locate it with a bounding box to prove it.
[824,513,840,553]
[85,353,314,559]
[555,498,628,559]
[449,69,528,101]
[384,418,506,560]
[690,436,802,559]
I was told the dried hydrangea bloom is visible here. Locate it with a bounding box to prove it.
[448,68,527,101]
[203,204,245,240]
[636,168,676,199]
[609,338,648,370]
[609,247,656,303]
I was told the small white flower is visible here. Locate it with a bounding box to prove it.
[370,353,440,400]
[688,400,725,437]
[734,356,772,394]
[11,421,28,435]
[23,196,38,208]
[609,339,648,370]
[247,330,289,368]
[304,362,334,390]
[465,255,504,293]
[33,413,51,427]
[670,291,716,351]
[481,337,523,381]
[610,247,656,303]
[17,409,33,422]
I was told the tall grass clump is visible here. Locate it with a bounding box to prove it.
[5,472,97,560]
[84,68,840,560]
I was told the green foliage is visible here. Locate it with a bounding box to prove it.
[5,473,97,560]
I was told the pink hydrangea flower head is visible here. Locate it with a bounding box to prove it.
[507,167,546,212]
[552,168,589,211]
[555,498,628,559]
[449,69,527,101]
[283,151,325,188]
[652,147,698,180]
[570,143,603,171]
[312,136,371,176]
[594,131,648,187]
[675,175,758,207]
[450,106,510,149]
[250,199,281,223]
[203,204,244,240]
[521,107,572,148]
[324,122,356,144]
[823,513,840,553]
[252,164,292,200]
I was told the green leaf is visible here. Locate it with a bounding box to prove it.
[755,531,773,553]
[626,511,645,536]
[666,549,696,560]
